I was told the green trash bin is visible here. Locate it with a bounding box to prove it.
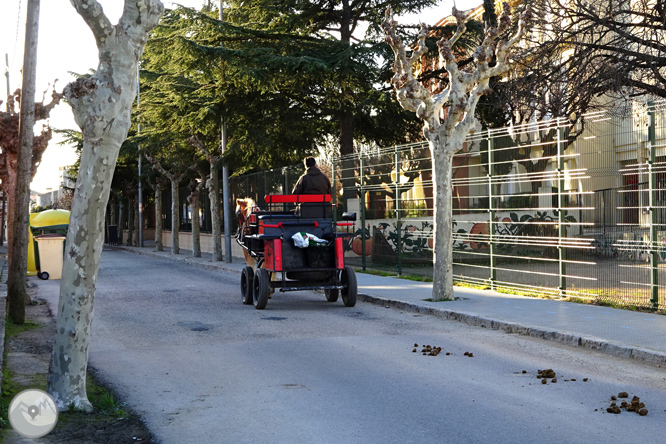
[29,209,70,275]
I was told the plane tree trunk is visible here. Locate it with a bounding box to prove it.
[188,135,223,261]
[126,192,135,246]
[208,166,222,261]
[47,0,163,412]
[145,154,193,256]
[187,176,206,258]
[149,177,167,251]
[170,178,181,254]
[382,3,530,300]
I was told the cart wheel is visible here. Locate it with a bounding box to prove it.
[253,268,270,309]
[241,266,254,305]
[324,289,339,302]
[38,271,49,280]
[341,266,357,307]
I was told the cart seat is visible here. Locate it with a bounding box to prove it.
[295,202,332,219]
[257,214,298,221]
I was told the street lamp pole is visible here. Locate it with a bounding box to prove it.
[221,2,232,262]
[137,64,144,247]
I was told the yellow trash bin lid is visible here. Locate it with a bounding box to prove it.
[31,209,70,233]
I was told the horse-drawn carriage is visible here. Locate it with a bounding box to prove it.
[236,194,358,309]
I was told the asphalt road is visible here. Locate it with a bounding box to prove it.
[40,248,666,444]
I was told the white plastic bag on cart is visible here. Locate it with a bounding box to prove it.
[292,232,327,248]
[292,232,309,248]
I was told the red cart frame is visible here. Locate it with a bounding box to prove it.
[237,194,357,309]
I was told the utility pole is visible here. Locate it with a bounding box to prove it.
[2,53,9,246]
[8,0,40,324]
[4,53,9,110]
[137,64,144,247]
[220,2,232,263]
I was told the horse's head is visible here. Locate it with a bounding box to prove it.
[235,198,256,228]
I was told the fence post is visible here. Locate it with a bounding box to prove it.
[395,146,403,275]
[557,122,567,297]
[360,151,367,271]
[488,130,496,290]
[648,101,658,310]
[263,171,267,200]
[283,167,288,194]
[332,159,337,223]
[283,167,289,212]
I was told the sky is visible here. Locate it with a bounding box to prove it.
[1,0,480,193]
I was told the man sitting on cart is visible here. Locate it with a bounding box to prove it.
[292,157,331,195]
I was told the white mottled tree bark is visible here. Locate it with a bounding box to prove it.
[187,175,206,257]
[170,179,180,253]
[133,196,140,246]
[191,195,201,256]
[382,3,530,301]
[154,184,164,250]
[47,0,163,412]
[145,154,192,255]
[118,198,124,245]
[149,177,167,251]
[188,135,223,261]
[208,166,222,261]
[126,193,135,246]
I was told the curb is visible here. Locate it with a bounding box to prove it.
[114,245,666,368]
[358,293,666,367]
[113,245,244,275]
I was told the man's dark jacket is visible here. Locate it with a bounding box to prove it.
[292,167,331,195]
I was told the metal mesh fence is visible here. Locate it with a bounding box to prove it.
[328,100,666,310]
[158,164,305,234]
[212,100,666,310]
[229,164,305,205]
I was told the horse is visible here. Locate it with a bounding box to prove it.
[236,197,278,298]
[235,197,258,267]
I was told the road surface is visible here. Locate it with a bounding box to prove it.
[40,248,666,443]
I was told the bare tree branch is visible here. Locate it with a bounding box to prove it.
[69,0,114,46]
[382,3,531,301]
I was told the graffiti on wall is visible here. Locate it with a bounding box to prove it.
[345,222,433,258]
[377,221,433,257]
[346,211,582,258]
[591,238,619,258]
[452,211,577,253]
[613,236,666,262]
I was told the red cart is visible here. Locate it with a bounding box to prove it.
[237,194,357,309]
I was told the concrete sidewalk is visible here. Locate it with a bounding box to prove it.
[116,244,666,367]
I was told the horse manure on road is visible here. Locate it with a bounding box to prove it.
[412,344,443,356]
[534,369,590,385]
[605,393,648,416]
[537,369,556,379]
[411,344,474,357]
